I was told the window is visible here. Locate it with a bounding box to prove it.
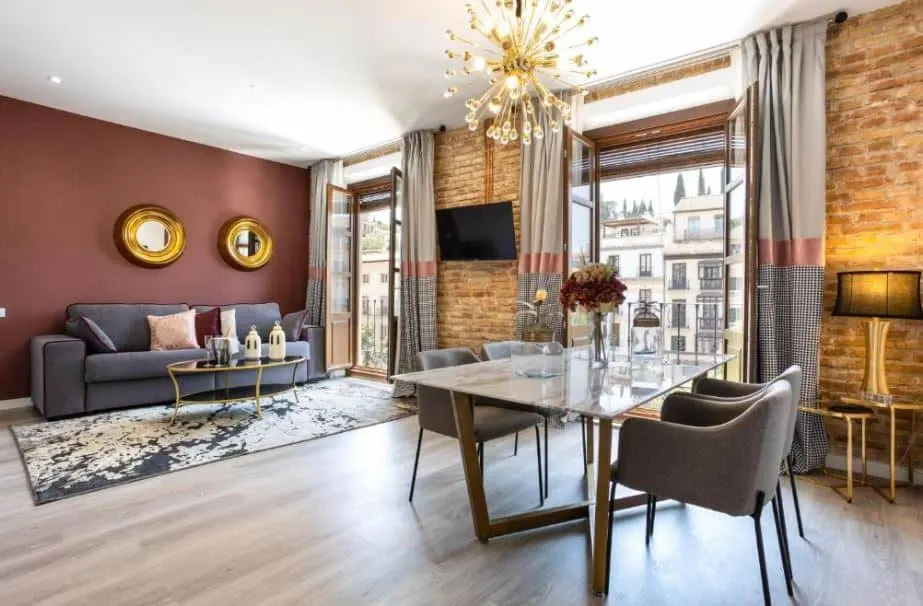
[639,253,652,277]
[698,294,722,329]
[670,336,687,352]
[696,335,719,354]
[688,216,701,234]
[699,261,723,290]
[630,226,641,236]
[361,296,370,315]
[729,306,740,323]
[362,274,370,284]
[715,214,724,236]
[380,273,388,284]
[607,254,620,275]
[671,299,687,328]
[639,289,652,302]
[671,263,687,289]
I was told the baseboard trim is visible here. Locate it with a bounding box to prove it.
[0,397,32,412]
[824,453,922,487]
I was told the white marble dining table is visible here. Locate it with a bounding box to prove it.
[394,348,734,596]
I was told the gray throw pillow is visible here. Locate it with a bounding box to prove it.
[65,316,118,353]
[280,309,309,342]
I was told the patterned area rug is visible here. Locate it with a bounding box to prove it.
[11,378,413,505]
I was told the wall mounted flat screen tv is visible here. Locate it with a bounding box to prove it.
[435,201,517,261]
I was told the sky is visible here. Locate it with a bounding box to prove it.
[599,164,723,219]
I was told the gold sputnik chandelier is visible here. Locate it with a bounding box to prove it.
[443,0,598,145]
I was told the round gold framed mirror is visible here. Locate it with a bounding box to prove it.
[114,205,186,268]
[218,216,273,271]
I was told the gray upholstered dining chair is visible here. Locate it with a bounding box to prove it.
[606,381,795,605]
[408,348,545,506]
[481,340,563,497]
[691,366,805,539]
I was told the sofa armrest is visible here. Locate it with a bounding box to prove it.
[300,325,326,381]
[30,335,87,419]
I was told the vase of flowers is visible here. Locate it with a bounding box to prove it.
[560,263,628,368]
[518,288,554,342]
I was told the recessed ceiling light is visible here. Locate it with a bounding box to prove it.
[48,75,62,85]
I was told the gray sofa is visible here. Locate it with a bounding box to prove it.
[31,302,326,419]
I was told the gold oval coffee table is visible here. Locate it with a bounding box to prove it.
[166,356,306,424]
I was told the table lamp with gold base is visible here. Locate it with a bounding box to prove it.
[832,270,923,403]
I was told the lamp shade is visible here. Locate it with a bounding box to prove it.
[832,271,923,319]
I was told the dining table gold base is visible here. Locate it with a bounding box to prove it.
[451,391,634,595]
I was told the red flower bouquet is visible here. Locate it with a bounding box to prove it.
[560,263,628,313]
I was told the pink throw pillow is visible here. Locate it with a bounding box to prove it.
[148,310,199,351]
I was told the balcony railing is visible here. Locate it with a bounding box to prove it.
[668,279,689,290]
[675,228,724,242]
[700,278,723,291]
[698,316,723,330]
[639,270,652,278]
[358,300,390,372]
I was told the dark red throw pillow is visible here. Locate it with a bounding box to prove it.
[194,307,221,347]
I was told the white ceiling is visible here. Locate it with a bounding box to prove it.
[0,0,900,167]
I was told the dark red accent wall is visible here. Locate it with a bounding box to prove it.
[0,96,310,399]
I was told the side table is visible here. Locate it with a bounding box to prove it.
[842,396,923,503]
[800,402,875,503]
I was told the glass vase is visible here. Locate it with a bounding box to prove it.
[588,310,609,369]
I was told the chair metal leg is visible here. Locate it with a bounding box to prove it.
[644,494,653,546]
[774,480,793,583]
[786,455,805,538]
[752,492,772,606]
[771,496,794,596]
[605,479,617,593]
[534,426,544,507]
[650,494,657,539]
[408,428,423,502]
[544,417,549,498]
[581,416,587,471]
[514,432,519,456]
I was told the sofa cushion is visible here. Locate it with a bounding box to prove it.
[85,349,206,383]
[66,303,190,352]
[148,310,198,351]
[193,303,281,341]
[281,309,309,341]
[194,307,221,346]
[65,316,118,353]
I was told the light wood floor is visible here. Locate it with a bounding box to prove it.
[1,406,921,606]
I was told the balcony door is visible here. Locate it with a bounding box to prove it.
[351,172,401,378]
[564,130,599,344]
[326,184,355,370]
[723,86,759,382]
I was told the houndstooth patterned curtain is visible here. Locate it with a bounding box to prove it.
[745,21,828,472]
[305,159,344,326]
[393,131,437,398]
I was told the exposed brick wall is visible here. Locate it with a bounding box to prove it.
[822,0,923,466]
[585,54,731,103]
[434,126,521,352]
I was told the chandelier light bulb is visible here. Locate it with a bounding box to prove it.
[442,0,598,145]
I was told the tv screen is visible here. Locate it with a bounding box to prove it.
[436,201,517,261]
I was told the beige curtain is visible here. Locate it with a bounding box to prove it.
[306,159,344,326]
[517,94,570,341]
[393,131,437,397]
[743,20,827,472]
